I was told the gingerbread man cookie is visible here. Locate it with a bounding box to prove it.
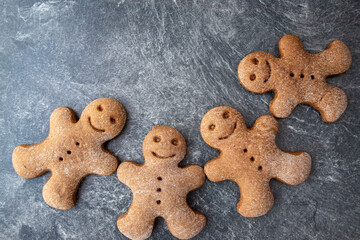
[12,98,126,210]
[117,126,206,240]
[238,34,352,122]
[201,106,311,217]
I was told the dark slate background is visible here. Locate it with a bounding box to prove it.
[1,0,359,239]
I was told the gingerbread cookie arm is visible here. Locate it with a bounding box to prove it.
[269,92,299,118]
[181,165,205,191]
[272,150,311,185]
[164,205,206,240]
[42,172,83,209]
[12,143,50,179]
[117,203,156,240]
[117,161,142,187]
[237,178,274,217]
[49,107,77,135]
[252,115,278,136]
[314,40,352,76]
[278,34,308,59]
[204,157,232,182]
[314,86,347,122]
[85,148,118,176]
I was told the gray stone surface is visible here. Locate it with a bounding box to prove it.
[0,0,359,239]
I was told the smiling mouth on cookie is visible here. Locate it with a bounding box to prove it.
[152,152,176,159]
[88,117,105,132]
[218,122,237,140]
[263,60,271,83]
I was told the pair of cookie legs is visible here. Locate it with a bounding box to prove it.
[205,150,310,217]
[117,202,206,240]
[270,86,347,122]
[204,163,274,218]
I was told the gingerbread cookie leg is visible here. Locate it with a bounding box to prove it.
[269,92,299,118]
[117,205,155,240]
[273,150,311,185]
[314,86,347,122]
[42,173,83,209]
[12,144,49,179]
[164,204,206,239]
[237,178,274,217]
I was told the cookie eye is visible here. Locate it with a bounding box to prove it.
[311,75,315,80]
[171,139,178,146]
[252,58,259,65]
[290,73,294,77]
[97,105,103,111]
[300,73,304,78]
[258,166,263,171]
[249,74,256,81]
[75,142,80,146]
[110,117,116,124]
[250,157,255,162]
[154,136,161,142]
[209,124,215,130]
[223,111,230,119]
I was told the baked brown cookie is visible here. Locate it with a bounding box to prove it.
[12,98,126,210]
[117,126,206,240]
[201,106,311,217]
[238,34,352,122]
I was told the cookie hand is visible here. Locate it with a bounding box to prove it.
[49,107,77,135]
[273,150,311,185]
[315,40,352,76]
[86,149,118,175]
[253,115,278,137]
[181,165,205,191]
[12,143,50,179]
[204,157,231,182]
[117,161,142,187]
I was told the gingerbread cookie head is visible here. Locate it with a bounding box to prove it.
[79,98,126,140]
[238,52,276,93]
[238,34,352,122]
[142,126,186,165]
[200,106,245,149]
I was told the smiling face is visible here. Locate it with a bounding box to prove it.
[200,106,246,149]
[80,98,126,140]
[238,52,275,93]
[143,126,186,164]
